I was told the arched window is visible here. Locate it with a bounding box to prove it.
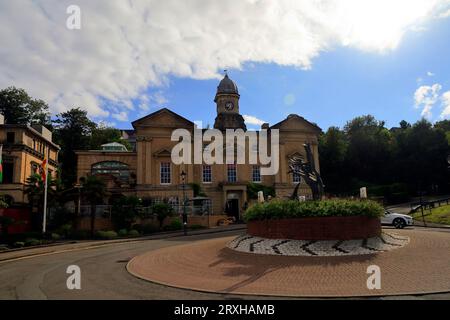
[91,161,130,179]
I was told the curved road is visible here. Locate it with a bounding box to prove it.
[0,228,448,300]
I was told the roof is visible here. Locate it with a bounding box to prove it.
[270,114,322,132]
[131,108,194,128]
[216,74,239,95]
[0,124,60,149]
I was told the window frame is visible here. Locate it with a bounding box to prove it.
[227,164,237,183]
[252,165,261,183]
[202,165,212,183]
[160,162,171,185]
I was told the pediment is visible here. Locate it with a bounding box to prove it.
[271,114,321,133]
[132,108,194,129]
[153,148,172,158]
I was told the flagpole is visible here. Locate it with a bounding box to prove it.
[42,148,49,234]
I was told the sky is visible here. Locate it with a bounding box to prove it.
[1,0,450,131]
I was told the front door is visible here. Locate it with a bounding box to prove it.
[226,199,239,221]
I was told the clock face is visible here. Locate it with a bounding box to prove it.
[225,101,234,111]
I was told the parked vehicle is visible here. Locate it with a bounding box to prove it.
[381,210,413,229]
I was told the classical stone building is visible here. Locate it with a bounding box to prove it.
[0,116,60,205]
[76,74,321,220]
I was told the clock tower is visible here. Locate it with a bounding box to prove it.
[213,73,247,131]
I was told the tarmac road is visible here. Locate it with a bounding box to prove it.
[0,227,449,300]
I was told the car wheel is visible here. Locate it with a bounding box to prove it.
[393,218,406,229]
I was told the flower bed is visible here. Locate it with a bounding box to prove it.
[245,200,383,240]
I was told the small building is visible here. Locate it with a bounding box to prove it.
[0,117,60,205]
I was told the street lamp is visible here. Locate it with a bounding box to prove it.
[180,170,188,236]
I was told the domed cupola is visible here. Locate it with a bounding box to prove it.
[216,73,239,96]
[213,72,246,131]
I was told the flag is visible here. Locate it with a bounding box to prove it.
[0,144,3,184]
[40,158,47,183]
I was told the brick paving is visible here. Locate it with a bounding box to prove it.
[127,229,450,297]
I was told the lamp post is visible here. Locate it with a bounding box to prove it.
[181,170,187,236]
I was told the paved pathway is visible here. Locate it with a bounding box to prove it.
[128,228,450,298]
[0,226,449,299]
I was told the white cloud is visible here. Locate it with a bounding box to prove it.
[427,71,435,76]
[1,0,449,119]
[438,8,450,18]
[441,91,450,118]
[243,115,266,126]
[112,111,129,122]
[414,84,442,118]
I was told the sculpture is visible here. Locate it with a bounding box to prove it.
[288,143,324,201]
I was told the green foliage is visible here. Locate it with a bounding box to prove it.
[118,229,128,237]
[319,115,450,198]
[152,203,174,228]
[244,199,384,222]
[412,204,450,225]
[189,183,206,197]
[53,108,96,185]
[90,126,131,150]
[0,195,8,209]
[163,219,183,231]
[128,229,140,237]
[13,242,25,248]
[0,86,50,126]
[24,238,42,247]
[51,233,61,241]
[95,230,118,240]
[111,195,142,230]
[247,183,275,200]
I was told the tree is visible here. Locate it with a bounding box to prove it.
[53,108,96,186]
[152,203,174,229]
[344,115,394,187]
[111,195,141,230]
[0,87,50,126]
[80,176,107,237]
[393,119,449,193]
[319,126,349,194]
[90,126,131,150]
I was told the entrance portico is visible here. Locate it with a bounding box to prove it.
[222,184,247,221]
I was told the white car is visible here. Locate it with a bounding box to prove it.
[381,210,414,229]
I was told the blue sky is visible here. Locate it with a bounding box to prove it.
[123,16,450,132]
[2,1,450,131]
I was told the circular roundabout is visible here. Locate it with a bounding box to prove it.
[127,229,450,297]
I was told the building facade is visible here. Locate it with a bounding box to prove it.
[0,117,60,205]
[76,74,321,220]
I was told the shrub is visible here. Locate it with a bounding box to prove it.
[51,233,61,241]
[244,199,384,222]
[24,238,42,247]
[13,241,25,248]
[152,203,174,229]
[163,219,183,231]
[118,229,128,237]
[128,229,140,237]
[95,230,118,240]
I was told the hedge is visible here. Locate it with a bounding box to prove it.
[244,199,384,222]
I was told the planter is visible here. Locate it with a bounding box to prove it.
[247,216,381,241]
